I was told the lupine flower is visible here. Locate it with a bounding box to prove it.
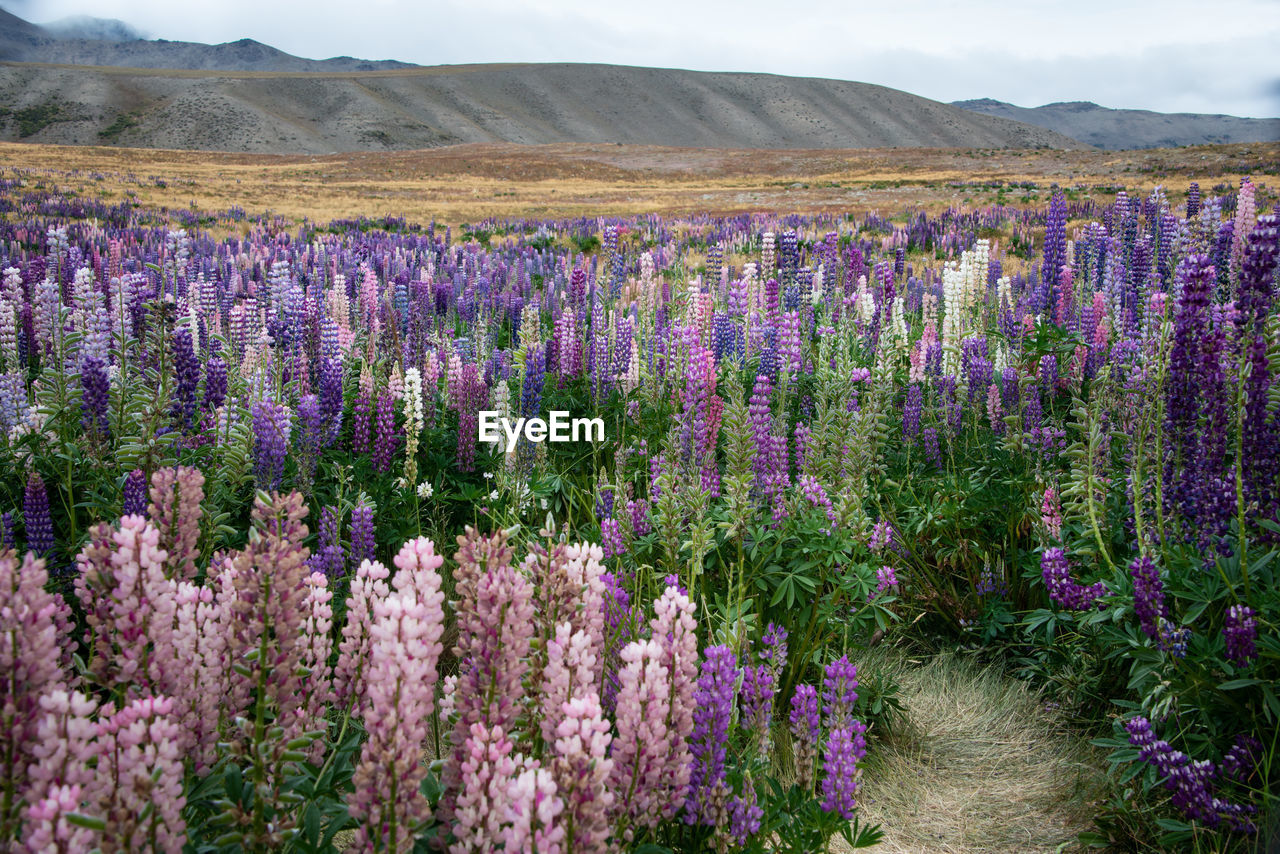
[372,389,399,474]
[349,498,376,568]
[1223,605,1257,666]
[686,645,739,829]
[789,684,821,792]
[872,565,899,598]
[759,622,788,686]
[868,518,894,552]
[740,663,775,753]
[1041,547,1107,610]
[822,655,859,727]
[147,465,205,582]
[348,547,445,853]
[80,354,110,437]
[121,468,148,518]
[251,399,292,491]
[1125,716,1256,832]
[23,472,54,558]
[87,695,187,854]
[503,765,566,854]
[821,721,868,819]
[648,580,698,819]
[727,773,764,848]
[1130,556,1167,640]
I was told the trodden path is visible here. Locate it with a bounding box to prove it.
[850,652,1105,854]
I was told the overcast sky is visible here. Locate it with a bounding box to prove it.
[7,0,1279,118]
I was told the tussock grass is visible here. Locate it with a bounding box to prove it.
[849,649,1104,854]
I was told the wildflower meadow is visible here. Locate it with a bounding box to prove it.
[0,172,1277,852]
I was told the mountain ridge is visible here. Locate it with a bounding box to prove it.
[953,98,1279,149]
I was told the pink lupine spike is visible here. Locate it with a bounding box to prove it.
[333,558,391,711]
[348,579,446,854]
[87,695,186,854]
[609,637,673,835]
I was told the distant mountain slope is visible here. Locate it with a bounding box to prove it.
[0,62,1087,153]
[0,8,412,72]
[953,98,1279,150]
[0,8,1084,154]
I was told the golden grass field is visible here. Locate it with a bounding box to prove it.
[2,140,1275,228]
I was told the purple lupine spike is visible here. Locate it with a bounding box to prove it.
[251,398,292,491]
[23,472,54,557]
[349,498,375,567]
[789,684,821,792]
[80,354,110,438]
[1130,556,1167,640]
[685,644,739,829]
[1125,716,1257,831]
[122,468,148,518]
[203,354,227,411]
[821,655,859,727]
[1041,547,1108,610]
[372,390,398,474]
[319,357,344,445]
[903,383,923,440]
[170,326,200,431]
[821,720,867,819]
[1223,605,1257,667]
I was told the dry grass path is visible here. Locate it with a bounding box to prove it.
[853,652,1104,854]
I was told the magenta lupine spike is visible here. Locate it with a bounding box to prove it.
[87,695,187,854]
[503,764,567,853]
[541,622,599,752]
[1,550,75,838]
[442,532,536,827]
[168,581,226,775]
[22,783,96,853]
[297,572,335,764]
[72,515,174,699]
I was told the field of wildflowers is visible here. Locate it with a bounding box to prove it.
[0,170,1277,852]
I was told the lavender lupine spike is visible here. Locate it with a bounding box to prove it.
[821,655,859,728]
[821,721,868,820]
[122,469,148,518]
[685,644,739,830]
[80,354,110,438]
